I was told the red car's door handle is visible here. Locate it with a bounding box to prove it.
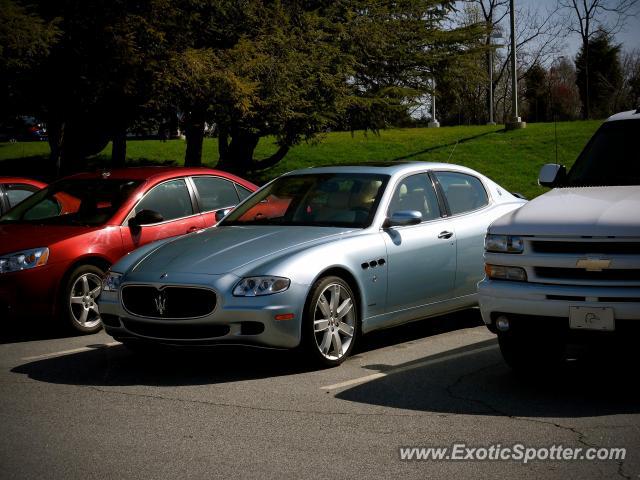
[187,226,199,233]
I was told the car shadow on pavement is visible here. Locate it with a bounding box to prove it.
[0,320,72,344]
[10,309,485,387]
[336,342,640,418]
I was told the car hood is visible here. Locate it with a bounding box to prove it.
[128,225,355,276]
[0,223,100,255]
[490,186,640,237]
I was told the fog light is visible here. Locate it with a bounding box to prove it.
[496,316,510,332]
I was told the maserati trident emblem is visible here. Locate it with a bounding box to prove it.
[154,291,167,316]
[576,257,612,272]
[160,273,168,279]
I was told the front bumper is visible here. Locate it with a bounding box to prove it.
[0,264,63,321]
[98,273,309,349]
[478,278,640,329]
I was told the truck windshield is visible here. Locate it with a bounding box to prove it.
[564,119,640,186]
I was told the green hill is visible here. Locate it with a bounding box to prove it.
[0,120,601,199]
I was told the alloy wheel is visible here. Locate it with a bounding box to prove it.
[313,283,356,361]
[69,273,103,329]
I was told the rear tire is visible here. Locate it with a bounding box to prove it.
[302,276,359,367]
[60,264,105,335]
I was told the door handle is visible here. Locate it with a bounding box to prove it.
[187,226,199,233]
[438,231,454,239]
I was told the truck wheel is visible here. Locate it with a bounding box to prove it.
[60,264,105,335]
[498,330,566,371]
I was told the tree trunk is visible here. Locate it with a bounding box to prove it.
[215,127,292,174]
[112,127,127,168]
[47,119,64,178]
[184,111,205,167]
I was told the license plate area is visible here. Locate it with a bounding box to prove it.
[569,306,615,331]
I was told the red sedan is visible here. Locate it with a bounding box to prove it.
[0,167,257,333]
[0,177,48,215]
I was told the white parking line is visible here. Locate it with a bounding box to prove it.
[22,342,121,361]
[321,344,498,391]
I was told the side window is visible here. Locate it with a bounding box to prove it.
[387,173,440,222]
[5,183,39,208]
[192,176,240,212]
[135,179,193,222]
[236,184,253,201]
[434,171,489,215]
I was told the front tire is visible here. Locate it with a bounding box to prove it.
[302,276,359,367]
[60,264,105,334]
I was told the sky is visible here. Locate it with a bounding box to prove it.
[521,0,640,57]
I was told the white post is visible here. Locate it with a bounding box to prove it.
[428,77,440,128]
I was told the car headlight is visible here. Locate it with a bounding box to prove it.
[0,247,49,274]
[102,271,123,292]
[484,264,528,281]
[233,276,291,296]
[485,234,524,253]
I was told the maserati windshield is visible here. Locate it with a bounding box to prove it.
[0,179,141,226]
[564,119,640,186]
[222,173,388,228]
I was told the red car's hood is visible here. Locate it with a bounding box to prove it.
[0,223,101,255]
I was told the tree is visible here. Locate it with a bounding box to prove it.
[559,0,639,118]
[524,63,548,122]
[156,0,485,172]
[549,57,581,120]
[575,31,623,118]
[0,0,58,124]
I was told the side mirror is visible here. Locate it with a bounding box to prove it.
[383,210,422,228]
[215,207,233,223]
[538,164,566,188]
[128,209,164,233]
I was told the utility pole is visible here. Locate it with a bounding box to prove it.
[487,33,503,126]
[506,0,526,130]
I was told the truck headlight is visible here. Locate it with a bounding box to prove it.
[485,234,524,253]
[0,247,49,274]
[485,264,528,281]
[102,271,123,292]
[233,276,291,296]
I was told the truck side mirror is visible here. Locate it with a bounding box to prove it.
[538,164,567,188]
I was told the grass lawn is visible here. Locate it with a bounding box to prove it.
[0,120,601,199]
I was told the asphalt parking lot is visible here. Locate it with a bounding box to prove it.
[1,310,638,479]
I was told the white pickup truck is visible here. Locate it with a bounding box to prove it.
[478,109,640,369]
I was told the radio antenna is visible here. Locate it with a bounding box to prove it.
[447,140,459,162]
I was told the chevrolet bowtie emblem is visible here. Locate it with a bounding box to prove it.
[576,257,611,271]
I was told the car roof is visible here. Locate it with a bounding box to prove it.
[284,161,482,177]
[606,109,640,122]
[59,166,256,188]
[0,177,48,187]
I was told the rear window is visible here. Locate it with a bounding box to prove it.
[435,171,489,215]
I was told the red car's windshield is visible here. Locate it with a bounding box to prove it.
[0,179,141,226]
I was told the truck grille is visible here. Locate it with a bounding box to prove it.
[536,267,640,282]
[531,241,640,255]
[121,285,217,319]
[524,237,640,286]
